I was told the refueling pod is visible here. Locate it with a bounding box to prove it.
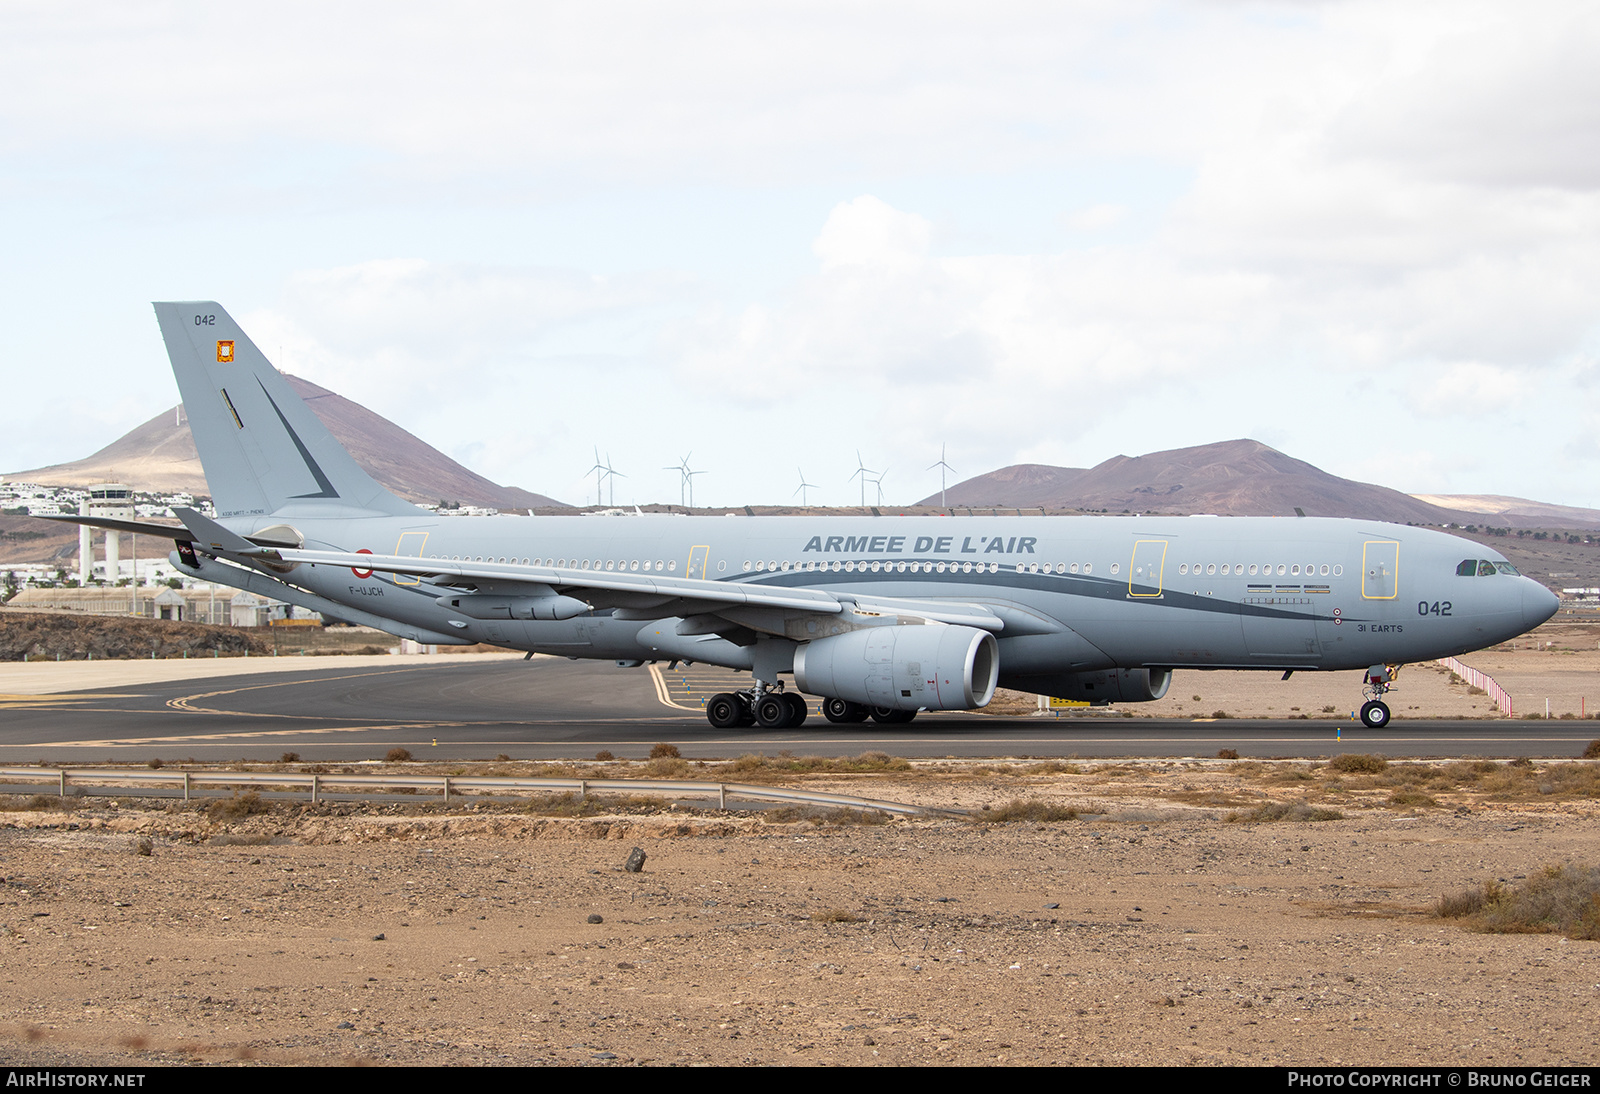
[794,623,998,712]
[1007,667,1173,705]
[436,593,590,621]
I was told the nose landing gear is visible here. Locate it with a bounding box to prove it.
[1358,664,1399,728]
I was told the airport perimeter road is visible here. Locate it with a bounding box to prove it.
[0,655,1595,762]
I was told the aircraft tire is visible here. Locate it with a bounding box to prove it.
[1359,700,1391,729]
[755,694,792,729]
[823,697,866,723]
[783,692,808,727]
[869,706,917,725]
[706,693,743,729]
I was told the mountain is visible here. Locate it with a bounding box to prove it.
[918,439,1478,525]
[1409,494,1600,529]
[5,375,568,509]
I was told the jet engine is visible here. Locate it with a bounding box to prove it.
[794,624,998,712]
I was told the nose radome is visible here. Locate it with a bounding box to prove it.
[1523,581,1560,632]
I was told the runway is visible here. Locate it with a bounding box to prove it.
[0,654,1594,762]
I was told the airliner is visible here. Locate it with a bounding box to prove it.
[53,302,1560,731]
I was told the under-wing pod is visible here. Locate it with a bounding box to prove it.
[794,623,998,712]
[1011,667,1173,705]
[436,593,590,621]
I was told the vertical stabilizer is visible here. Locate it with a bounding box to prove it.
[153,302,421,519]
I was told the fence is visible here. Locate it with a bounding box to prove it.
[1436,657,1513,717]
[0,768,956,817]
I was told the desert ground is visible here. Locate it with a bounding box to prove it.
[1,632,1597,1067]
[1,750,1597,1068]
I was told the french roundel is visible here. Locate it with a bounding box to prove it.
[351,549,374,578]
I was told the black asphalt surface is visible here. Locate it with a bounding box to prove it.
[1,657,1595,762]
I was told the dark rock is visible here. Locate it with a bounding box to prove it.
[587,914,603,924]
[624,847,647,873]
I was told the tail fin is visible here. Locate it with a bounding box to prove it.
[154,302,420,519]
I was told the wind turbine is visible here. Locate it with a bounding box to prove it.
[849,451,878,508]
[793,467,817,508]
[873,468,889,507]
[665,453,705,509]
[928,444,956,509]
[602,453,625,507]
[587,448,611,508]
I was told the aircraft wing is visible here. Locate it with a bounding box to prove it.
[269,547,1004,631]
[40,514,195,539]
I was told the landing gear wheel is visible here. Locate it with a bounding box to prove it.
[870,706,917,724]
[1359,700,1391,729]
[823,698,869,724]
[755,693,793,729]
[706,693,743,729]
[783,692,808,727]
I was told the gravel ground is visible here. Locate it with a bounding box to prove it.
[1,762,1597,1067]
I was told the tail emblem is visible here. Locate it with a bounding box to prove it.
[216,340,234,363]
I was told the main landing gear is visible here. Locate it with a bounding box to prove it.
[706,686,809,729]
[1358,663,1399,729]
[704,689,921,729]
[823,698,917,725]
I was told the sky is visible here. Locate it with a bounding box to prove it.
[3,1,1599,509]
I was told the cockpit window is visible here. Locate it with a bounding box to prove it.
[1477,560,1497,576]
[1494,561,1521,576]
[1456,559,1477,576]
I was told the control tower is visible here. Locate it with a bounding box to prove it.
[78,483,134,584]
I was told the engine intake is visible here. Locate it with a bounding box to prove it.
[794,624,998,712]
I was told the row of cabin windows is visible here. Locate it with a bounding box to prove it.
[430,555,683,572]
[1178,563,1343,578]
[1457,559,1521,576]
[744,559,1016,574]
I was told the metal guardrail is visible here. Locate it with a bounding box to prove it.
[0,767,957,817]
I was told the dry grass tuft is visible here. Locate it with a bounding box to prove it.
[1225,801,1343,823]
[649,743,681,759]
[516,792,671,817]
[762,805,892,825]
[1217,748,1240,760]
[981,798,1080,822]
[385,747,413,763]
[716,752,911,780]
[1436,864,1600,941]
[1583,739,1600,760]
[206,790,269,821]
[1329,753,1388,774]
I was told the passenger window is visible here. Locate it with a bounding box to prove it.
[1457,559,1477,576]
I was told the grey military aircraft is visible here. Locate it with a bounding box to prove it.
[53,303,1560,731]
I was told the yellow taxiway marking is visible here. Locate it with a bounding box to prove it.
[41,722,477,748]
[166,667,433,718]
[0,693,150,711]
[646,663,701,712]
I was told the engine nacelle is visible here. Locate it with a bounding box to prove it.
[436,593,590,621]
[1005,667,1173,705]
[794,624,998,712]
